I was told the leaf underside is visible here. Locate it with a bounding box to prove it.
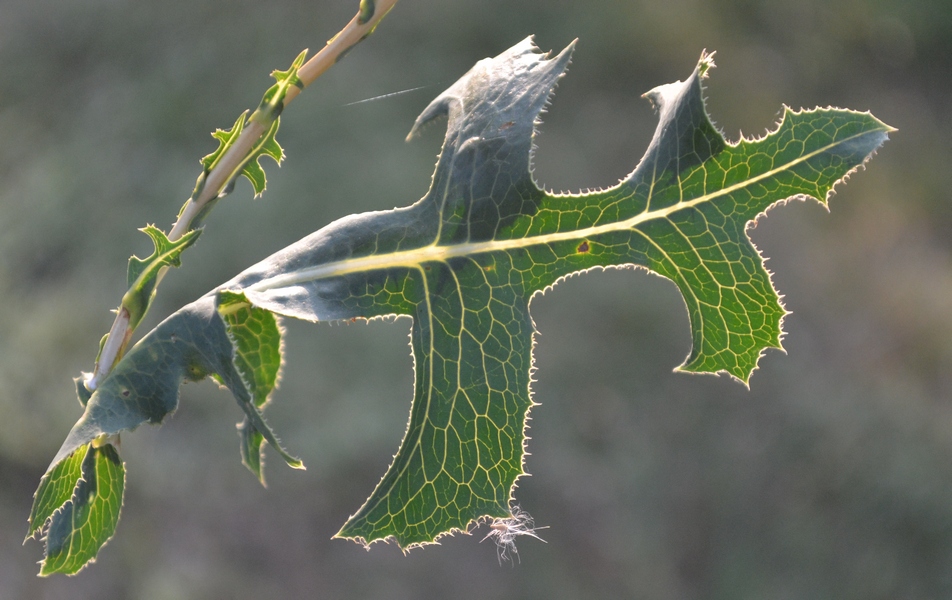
[43,37,891,565]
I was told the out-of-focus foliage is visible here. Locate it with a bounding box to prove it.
[0,0,948,598]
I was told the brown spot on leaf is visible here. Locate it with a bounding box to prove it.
[577,241,590,253]
[499,121,515,130]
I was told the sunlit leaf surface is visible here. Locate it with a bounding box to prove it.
[40,37,891,566]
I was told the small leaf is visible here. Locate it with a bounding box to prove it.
[235,117,283,198]
[38,443,125,576]
[255,49,307,122]
[198,112,285,200]
[218,289,285,483]
[126,226,201,289]
[189,51,305,207]
[124,225,202,329]
[201,112,247,174]
[222,50,310,198]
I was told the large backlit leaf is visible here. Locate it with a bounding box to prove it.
[44,37,891,558]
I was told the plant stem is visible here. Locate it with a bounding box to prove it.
[88,0,399,390]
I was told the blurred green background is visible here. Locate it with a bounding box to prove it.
[1,0,950,597]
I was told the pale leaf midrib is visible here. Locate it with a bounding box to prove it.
[247,127,879,294]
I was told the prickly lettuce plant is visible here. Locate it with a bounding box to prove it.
[26,0,398,575]
[26,0,891,575]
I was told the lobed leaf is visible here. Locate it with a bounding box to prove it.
[200,113,247,175]
[43,37,891,562]
[192,49,309,202]
[236,117,283,198]
[124,225,202,329]
[197,112,285,202]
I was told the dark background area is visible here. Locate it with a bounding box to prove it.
[1,0,950,598]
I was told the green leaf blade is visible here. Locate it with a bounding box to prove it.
[124,225,202,329]
[255,49,307,122]
[39,444,125,576]
[201,113,247,174]
[198,111,285,200]
[238,117,284,197]
[217,290,283,405]
[336,260,532,545]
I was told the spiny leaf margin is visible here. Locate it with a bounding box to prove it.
[40,37,892,560]
[124,225,202,329]
[37,443,125,576]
